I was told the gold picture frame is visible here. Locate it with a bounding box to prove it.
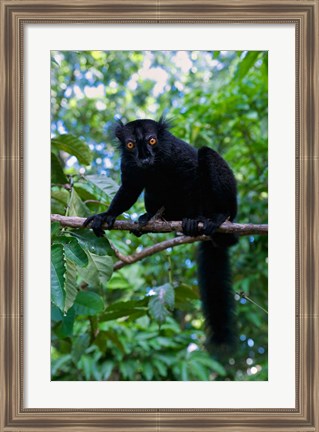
[0,0,318,430]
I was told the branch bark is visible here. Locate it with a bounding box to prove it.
[51,214,268,236]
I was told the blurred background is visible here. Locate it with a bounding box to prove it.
[51,50,268,381]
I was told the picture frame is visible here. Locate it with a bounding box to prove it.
[0,0,318,430]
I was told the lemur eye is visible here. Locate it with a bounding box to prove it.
[126,141,135,150]
[149,137,157,145]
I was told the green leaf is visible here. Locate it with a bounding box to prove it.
[51,134,92,165]
[142,363,153,380]
[175,284,199,300]
[64,258,79,313]
[59,237,89,267]
[181,362,189,381]
[148,283,175,324]
[155,353,175,366]
[53,307,75,338]
[156,337,175,348]
[106,332,126,353]
[101,310,133,322]
[101,299,148,321]
[117,265,145,291]
[209,359,227,377]
[68,188,90,217]
[107,271,131,290]
[51,303,63,322]
[188,361,209,381]
[70,229,114,256]
[235,51,260,81]
[51,243,80,313]
[119,360,137,380]
[137,340,150,352]
[51,199,66,215]
[101,361,114,380]
[79,355,94,380]
[126,310,148,321]
[51,354,72,377]
[71,334,90,363]
[194,353,227,377]
[92,331,107,353]
[85,174,119,199]
[90,253,113,285]
[78,252,113,288]
[153,358,167,377]
[51,222,61,240]
[51,244,65,311]
[106,299,148,312]
[74,291,105,316]
[51,189,69,205]
[51,188,70,215]
[174,283,199,311]
[136,331,160,341]
[74,184,99,202]
[51,152,67,184]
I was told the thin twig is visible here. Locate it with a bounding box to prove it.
[238,291,268,315]
[108,241,134,264]
[113,235,203,270]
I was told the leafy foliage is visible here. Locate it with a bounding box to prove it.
[52,134,92,165]
[149,283,175,324]
[51,50,268,381]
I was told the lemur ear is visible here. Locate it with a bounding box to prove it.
[158,115,173,133]
[114,119,125,139]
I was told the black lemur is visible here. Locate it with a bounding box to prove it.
[84,117,238,347]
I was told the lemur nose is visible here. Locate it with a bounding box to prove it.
[138,146,151,160]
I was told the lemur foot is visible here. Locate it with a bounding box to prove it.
[83,213,116,237]
[138,212,153,226]
[182,218,202,236]
[201,213,230,236]
[201,220,220,236]
[130,212,153,237]
[182,215,230,237]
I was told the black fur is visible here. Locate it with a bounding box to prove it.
[84,118,238,348]
[198,242,235,346]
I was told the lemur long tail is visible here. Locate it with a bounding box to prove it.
[197,240,236,347]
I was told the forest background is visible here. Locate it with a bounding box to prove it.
[51,50,268,381]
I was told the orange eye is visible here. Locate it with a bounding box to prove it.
[149,137,157,145]
[126,141,135,150]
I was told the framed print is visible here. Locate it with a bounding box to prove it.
[0,0,318,430]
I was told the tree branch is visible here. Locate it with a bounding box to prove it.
[113,235,209,270]
[51,214,268,270]
[51,214,268,271]
[51,214,268,236]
